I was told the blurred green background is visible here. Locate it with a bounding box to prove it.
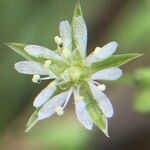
[0,0,150,150]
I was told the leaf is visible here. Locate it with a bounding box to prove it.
[91,53,143,74]
[25,109,39,132]
[6,43,36,61]
[72,1,87,58]
[134,89,150,113]
[80,82,109,137]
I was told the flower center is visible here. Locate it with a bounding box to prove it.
[61,66,83,83]
[68,66,81,81]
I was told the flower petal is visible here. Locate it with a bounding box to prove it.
[74,90,93,130]
[89,82,114,118]
[91,67,122,81]
[14,61,49,75]
[85,42,118,65]
[25,45,63,60]
[38,89,72,120]
[59,20,72,50]
[33,81,57,108]
[72,16,87,58]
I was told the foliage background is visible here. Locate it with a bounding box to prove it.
[0,0,150,149]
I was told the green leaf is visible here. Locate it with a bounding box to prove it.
[72,1,87,58]
[6,43,35,61]
[134,89,150,113]
[80,82,109,137]
[91,53,143,74]
[25,109,39,132]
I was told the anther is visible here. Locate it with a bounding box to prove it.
[54,36,63,46]
[55,106,64,116]
[32,75,40,83]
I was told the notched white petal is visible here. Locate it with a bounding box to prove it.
[25,45,63,61]
[89,82,114,118]
[59,20,72,50]
[38,89,72,120]
[74,91,93,130]
[85,42,118,65]
[73,16,87,58]
[33,81,57,108]
[14,61,49,75]
[92,67,123,81]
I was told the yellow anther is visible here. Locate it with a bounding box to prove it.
[93,47,102,55]
[55,106,64,116]
[32,75,40,83]
[54,36,63,45]
[97,84,106,91]
[44,60,51,68]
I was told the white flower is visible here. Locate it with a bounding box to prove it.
[9,2,141,136]
[14,19,122,133]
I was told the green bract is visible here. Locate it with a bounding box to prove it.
[7,2,142,136]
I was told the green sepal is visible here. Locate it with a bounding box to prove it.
[6,42,48,63]
[25,109,39,132]
[91,53,143,74]
[50,59,69,76]
[72,1,87,58]
[6,43,35,61]
[73,1,83,18]
[52,82,72,97]
[80,82,109,137]
[6,42,69,76]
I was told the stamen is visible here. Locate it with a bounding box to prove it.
[40,76,52,81]
[55,106,64,116]
[93,47,102,55]
[62,88,72,109]
[54,36,63,46]
[44,60,52,68]
[32,75,40,83]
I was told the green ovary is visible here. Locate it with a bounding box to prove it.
[68,66,82,82]
[61,65,89,84]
